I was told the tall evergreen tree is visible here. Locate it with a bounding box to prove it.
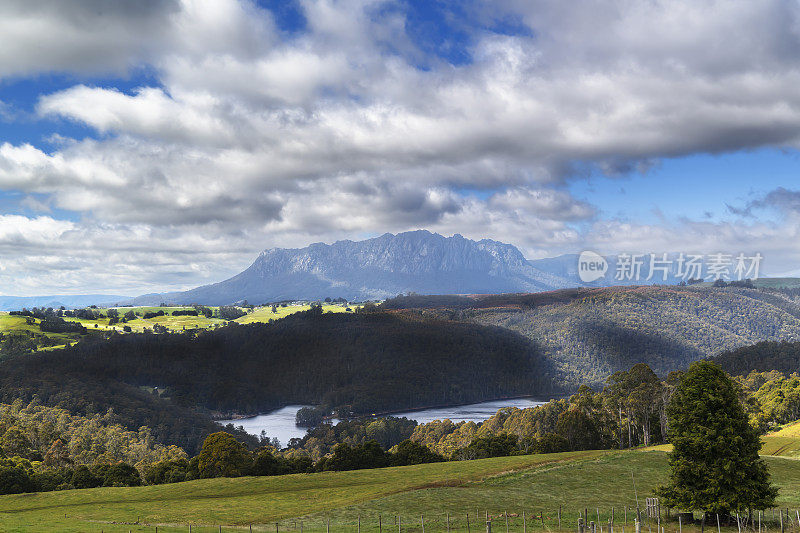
[658,361,777,515]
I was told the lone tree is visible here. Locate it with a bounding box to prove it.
[658,361,777,516]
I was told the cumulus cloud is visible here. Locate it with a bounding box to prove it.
[0,0,181,77]
[729,187,800,218]
[2,0,800,293]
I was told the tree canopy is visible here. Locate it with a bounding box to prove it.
[658,361,777,514]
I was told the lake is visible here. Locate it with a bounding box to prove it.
[217,397,545,447]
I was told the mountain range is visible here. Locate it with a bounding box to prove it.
[128,230,576,305]
[2,230,784,309]
[132,230,761,306]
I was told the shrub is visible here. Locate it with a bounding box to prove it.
[390,440,444,466]
[144,459,190,485]
[452,434,519,460]
[0,466,35,495]
[101,463,141,487]
[318,440,389,472]
[71,465,102,489]
[196,432,252,478]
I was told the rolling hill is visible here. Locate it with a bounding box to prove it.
[0,308,558,451]
[383,285,800,388]
[3,449,800,531]
[714,340,800,376]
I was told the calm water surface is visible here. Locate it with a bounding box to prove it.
[217,398,545,447]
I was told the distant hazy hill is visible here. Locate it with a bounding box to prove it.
[129,230,574,305]
[383,285,800,388]
[0,294,130,312]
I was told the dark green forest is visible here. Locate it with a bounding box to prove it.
[3,285,800,459]
[383,286,800,388]
[0,363,252,453]
[0,307,556,452]
[714,340,800,376]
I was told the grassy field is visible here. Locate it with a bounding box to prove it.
[0,304,356,342]
[760,421,800,457]
[752,278,800,289]
[644,423,800,457]
[236,304,354,324]
[1,449,799,532]
[0,313,78,348]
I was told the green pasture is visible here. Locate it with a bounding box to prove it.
[1,449,799,533]
[0,303,357,342]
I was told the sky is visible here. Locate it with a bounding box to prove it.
[1,0,800,296]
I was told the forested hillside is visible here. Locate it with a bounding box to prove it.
[0,361,251,454]
[0,307,557,451]
[384,286,800,388]
[714,340,800,376]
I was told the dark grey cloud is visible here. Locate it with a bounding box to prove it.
[0,0,181,77]
[730,187,800,217]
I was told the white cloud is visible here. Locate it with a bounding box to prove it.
[2,0,800,293]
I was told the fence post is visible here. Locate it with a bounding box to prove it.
[781,510,785,533]
[359,515,361,533]
[467,514,471,533]
[523,510,526,533]
[559,507,562,529]
[487,520,492,533]
[422,515,425,533]
[380,516,382,533]
[505,512,509,533]
[448,513,451,533]
[635,519,640,533]
[579,518,585,533]
[327,517,330,533]
[678,516,681,533]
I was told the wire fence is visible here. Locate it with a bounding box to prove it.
[89,507,800,533]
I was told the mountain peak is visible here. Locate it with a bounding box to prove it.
[130,231,571,305]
